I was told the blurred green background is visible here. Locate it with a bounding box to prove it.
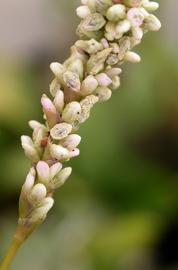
[0,1,178,269]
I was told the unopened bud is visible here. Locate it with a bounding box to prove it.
[124,51,141,63]
[144,14,161,31]
[21,136,39,163]
[81,75,98,96]
[110,75,121,90]
[50,123,72,140]
[54,90,64,113]
[62,102,81,123]
[50,167,72,190]
[60,134,81,151]
[50,62,64,79]
[49,162,62,180]
[106,4,126,21]
[23,167,36,193]
[63,71,81,92]
[95,86,112,102]
[30,197,54,223]
[122,0,142,8]
[127,8,145,27]
[76,5,91,19]
[105,67,122,78]
[50,144,69,161]
[49,78,62,97]
[69,148,80,159]
[116,19,131,34]
[29,183,47,204]
[132,26,143,40]
[95,73,112,87]
[41,94,57,128]
[36,161,50,184]
[81,13,106,32]
[143,1,159,11]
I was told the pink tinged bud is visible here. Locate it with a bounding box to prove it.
[54,90,64,113]
[76,6,91,19]
[49,162,63,180]
[50,144,70,161]
[69,148,80,159]
[23,167,36,193]
[41,94,57,129]
[60,134,81,151]
[127,8,145,27]
[124,51,141,63]
[50,123,73,140]
[29,183,47,204]
[36,161,50,184]
[95,73,112,87]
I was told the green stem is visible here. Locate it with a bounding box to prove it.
[0,237,22,270]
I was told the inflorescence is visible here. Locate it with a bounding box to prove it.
[19,0,161,238]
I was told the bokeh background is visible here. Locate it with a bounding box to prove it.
[0,1,178,269]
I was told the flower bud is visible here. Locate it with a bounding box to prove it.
[69,148,80,158]
[30,197,54,223]
[143,1,159,11]
[144,14,161,31]
[21,136,40,163]
[106,4,126,21]
[36,161,50,184]
[41,94,57,128]
[62,102,81,123]
[50,62,64,79]
[127,8,145,27]
[88,0,112,15]
[110,75,121,90]
[29,183,47,204]
[95,86,112,102]
[50,144,70,161]
[95,73,112,87]
[49,162,62,180]
[54,90,64,113]
[124,51,141,63]
[116,19,131,34]
[122,0,142,7]
[60,134,81,151]
[67,59,84,81]
[106,54,119,65]
[75,39,103,54]
[132,26,143,40]
[105,67,122,78]
[50,123,73,140]
[29,120,46,130]
[81,75,98,96]
[23,167,36,193]
[76,5,91,19]
[118,37,131,61]
[81,13,106,32]
[50,167,72,190]
[63,71,81,92]
[105,21,117,40]
[49,78,62,97]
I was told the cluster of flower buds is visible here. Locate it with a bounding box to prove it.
[20,0,161,232]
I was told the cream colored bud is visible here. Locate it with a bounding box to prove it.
[23,167,36,192]
[144,14,161,31]
[54,90,64,113]
[143,1,159,11]
[116,19,131,34]
[111,76,121,90]
[81,13,106,32]
[50,62,64,79]
[50,144,69,161]
[50,167,72,190]
[127,8,145,27]
[49,162,62,180]
[124,51,141,63]
[132,26,143,40]
[92,0,112,15]
[33,127,48,150]
[21,136,40,163]
[30,197,54,223]
[63,71,81,92]
[95,86,112,102]
[69,148,80,159]
[105,68,122,78]
[36,161,50,184]
[118,37,131,60]
[29,183,47,204]
[62,102,81,123]
[95,73,112,87]
[29,120,45,130]
[49,78,61,97]
[76,6,91,19]
[67,59,84,81]
[81,75,98,96]
[122,0,142,7]
[60,134,81,151]
[106,4,126,21]
[50,123,72,140]
[41,94,57,128]
[75,39,103,54]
